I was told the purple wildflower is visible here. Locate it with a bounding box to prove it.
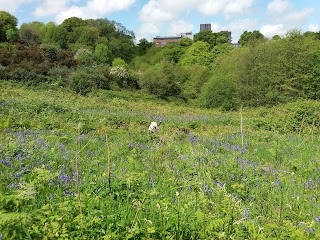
[243,209,249,218]
[60,173,70,182]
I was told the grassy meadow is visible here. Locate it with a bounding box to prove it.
[0,81,320,239]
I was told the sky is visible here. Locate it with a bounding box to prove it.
[1,0,320,43]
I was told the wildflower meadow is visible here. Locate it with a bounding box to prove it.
[0,82,319,239]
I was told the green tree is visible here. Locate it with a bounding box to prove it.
[153,42,185,63]
[19,23,43,45]
[179,41,214,68]
[272,35,281,40]
[0,11,18,42]
[200,73,239,110]
[112,57,127,67]
[61,17,85,32]
[179,37,193,47]
[194,30,216,48]
[6,28,18,43]
[68,26,99,47]
[74,48,95,66]
[136,38,153,55]
[108,36,135,63]
[42,22,68,48]
[140,61,182,98]
[211,43,234,58]
[93,18,115,37]
[194,31,229,48]
[182,64,211,99]
[238,30,265,46]
[94,44,111,64]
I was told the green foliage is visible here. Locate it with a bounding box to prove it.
[108,36,136,63]
[68,66,110,95]
[181,64,211,99]
[179,37,193,47]
[136,38,153,55]
[94,43,111,64]
[0,11,18,42]
[252,100,320,133]
[238,30,265,46]
[139,61,182,98]
[8,68,48,84]
[153,42,186,63]
[48,66,72,86]
[200,73,239,110]
[194,30,229,48]
[210,31,320,107]
[5,28,18,43]
[74,48,95,66]
[40,44,59,62]
[61,17,86,32]
[42,22,68,49]
[18,22,43,45]
[71,26,100,47]
[112,57,127,68]
[179,41,214,68]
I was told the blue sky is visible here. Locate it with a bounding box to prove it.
[1,0,319,43]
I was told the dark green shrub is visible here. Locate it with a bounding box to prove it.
[40,44,59,62]
[48,66,71,86]
[68,66,110,95]
[56,49,78,68]
[139,62,182,98]
[8,68,48,84]
[200,74,239,111]
[0,65,8,79]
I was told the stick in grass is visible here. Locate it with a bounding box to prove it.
[240,105,244,147]
[106,132,111,193]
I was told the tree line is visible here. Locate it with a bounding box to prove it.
[1,10,320,109]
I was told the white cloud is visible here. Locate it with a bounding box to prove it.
[167,20,193,36]
[210,23,223,32]
[308,24,320,32]
[282,8,314,25]
[197,0,256,17]
[137,22,160,36]
[139,0,175,23]
[227,18,258,32]
[260,24,286,37]
[0,0,37,12]
[267,0,292,14]
[34,0,68,17]
[33,0,136,24]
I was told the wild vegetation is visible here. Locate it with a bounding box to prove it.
[1,82,320,239]
[0,10,320,239]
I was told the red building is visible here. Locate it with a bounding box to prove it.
[153,32,193,47]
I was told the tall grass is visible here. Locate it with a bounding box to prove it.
[0,81,319,239]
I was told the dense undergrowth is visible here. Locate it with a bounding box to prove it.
[0,81,319,239]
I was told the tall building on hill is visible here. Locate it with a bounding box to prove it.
[200,24,211,31]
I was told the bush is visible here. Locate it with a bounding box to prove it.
[200,74,239,111]
[48,66,72,86]
[74,48,95,66]
[40,44,59,62]
[68,66,110,95]
[139,62,182,98]
[8,68,48,84]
